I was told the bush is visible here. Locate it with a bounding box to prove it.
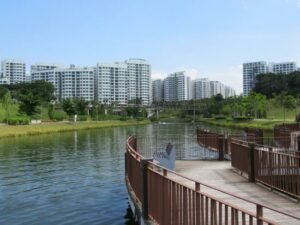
[78,115,88,121]
[149,116,158,122]
[136,117,144,121]
[214,115,227,120]
[232,116,254,122]
[52,111,66,121]
[4,116,30,125]
[120,116,129,121]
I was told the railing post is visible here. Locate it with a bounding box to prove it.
[218,135,225,161]
[256,204,263,225]
[140,159,151,220]
[248,143,256,182]
[195,182,200,191]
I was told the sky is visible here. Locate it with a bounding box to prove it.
[0,0,300,94]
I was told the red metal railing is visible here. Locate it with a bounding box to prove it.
[125,136,142,202]
[125,136,300,225]
[254,146,300,198]
[274,123,300,148]
[231,140,249,174]
[196,129,220,151]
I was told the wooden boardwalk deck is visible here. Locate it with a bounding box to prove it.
[174,160,300,225]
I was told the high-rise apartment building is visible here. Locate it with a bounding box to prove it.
[31,64,94,101]
[31,59,151,105]
[59,65,94,101]
[225,86,236,98]
[268,62,297,74]
[163,71,190,101]
[243,61,298,96]
[1,59,26,84]
[243,61,268,96]
[94,63,127,105]
[125,59,151,106]
[152,79,163,102]
[210,81,225,97]
[194,78,211,99]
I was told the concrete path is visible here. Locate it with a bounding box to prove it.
[174,160,300,225]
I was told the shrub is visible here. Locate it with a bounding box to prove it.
[78,115,88,121]
[136,117,144,121]
[214,115,227,120]
[52,111,66,121]
[149,116,158,122]
[4,116,30,125]
[232,116,254,122]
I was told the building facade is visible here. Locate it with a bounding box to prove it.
[94,63,127,105]
[194,78,211,99]
[268,62,297,74]
[243,61,298,96]
[31,64,94,101]
[243,61,268,96]
[31,59,151,105]
[1,59,26,84]
[163,71,190,101]
[125,59,151,106]
[152,79,163,103]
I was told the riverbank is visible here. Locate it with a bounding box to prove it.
[198,118,294,130]
[0,120,150,139]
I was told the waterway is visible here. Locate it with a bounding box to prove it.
[0,123,208,225]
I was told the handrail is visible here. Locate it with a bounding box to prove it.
[126,136,300,222]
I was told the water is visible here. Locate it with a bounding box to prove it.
[0,123,203,225]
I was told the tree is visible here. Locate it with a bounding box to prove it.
[1,91,13,122]
[62,98,77,116]
[274,92,297,121]
[74,98,88,115]
[18,92,41,116]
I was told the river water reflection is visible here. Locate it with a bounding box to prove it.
[0,123,206,225]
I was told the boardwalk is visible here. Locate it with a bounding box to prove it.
[175,160,300,225]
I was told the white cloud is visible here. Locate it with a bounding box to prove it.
[297,0,300,8]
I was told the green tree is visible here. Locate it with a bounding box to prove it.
[62,98,77,116]
[18,92,41,116]
[74,98,88,115]
[274,92,297,121]
[2,91,13,123]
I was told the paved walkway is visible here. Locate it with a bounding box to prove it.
[174,160,300,225]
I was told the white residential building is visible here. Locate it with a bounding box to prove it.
[59,65,94,101]
[152,79,163,102]
[126,59,151,106]
[1,59,26,84]
[0,77,10,84]
[194,78,211,99]
[94,62,127,105]
[31,64,94,101]
[164,71,190,101]
[243,61,268,96]
[210,81,225,97]
[268,62,297,74]
[225,86,236,98]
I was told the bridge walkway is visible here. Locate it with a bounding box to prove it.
[173,160,300,225]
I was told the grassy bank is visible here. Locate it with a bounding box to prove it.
[197,118,295,131]
[0,120,150,139]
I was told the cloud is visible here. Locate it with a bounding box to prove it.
[297,0,300,8]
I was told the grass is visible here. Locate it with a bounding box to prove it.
[0,120,150,139]
[198,118,295,131]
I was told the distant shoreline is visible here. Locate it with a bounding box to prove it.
[0,120,150,139]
